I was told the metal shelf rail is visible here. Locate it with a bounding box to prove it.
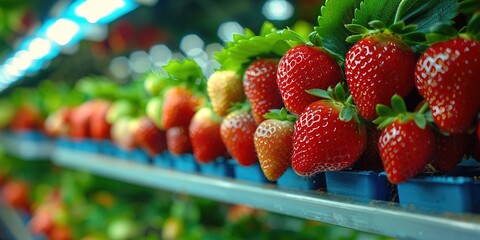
[50,147,480,240]
[0,132,52,161]
[0,201,33,240]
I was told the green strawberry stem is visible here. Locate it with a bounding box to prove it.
[417,102,430,114]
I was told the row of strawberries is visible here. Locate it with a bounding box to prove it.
[4,10,480,186]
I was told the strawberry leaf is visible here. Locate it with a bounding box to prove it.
[340,106,354,122]
[376,104,396,116]
[260,22,277,36]
[391,95,407,113]
[264,108,297,122]
[345,24,370,34]
[334,83,346,102]
[306,89,331,100]
[466,12,480,38]
[315,0,360,60]
[414,114,427,129]
[396,0,459,33]
[378,117,396,129]
[460,0,480,15]
[215,22,301,73]
[352,0,401,27]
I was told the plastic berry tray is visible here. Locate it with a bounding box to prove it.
[277,167,326,191]
[325,170,394,201]
[171,153,199,173]
[12,131,48,142]
[397,167,480,213]
[233,162,274,184]
[98,140,118,157]
[128,148,150,164]
[198,157,235,178]
[74,139,100,153]
[152,151,173,169]
[55,137,75,149]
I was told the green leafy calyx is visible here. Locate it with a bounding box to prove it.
[263,108,297,122]
[307,83,360,124]
[373,95,428,130]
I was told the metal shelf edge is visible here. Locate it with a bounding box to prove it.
[0,134,52,161]
[51,148,480,240]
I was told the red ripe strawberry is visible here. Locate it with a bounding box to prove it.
[90,100,112,140]
[207,70,246,117]
[379,120,435,183]
[44,108,72,137]
[69,101,95,140]
[292,84,366,176]
[345,33,416,120]
[277,45,342,115]
[111,117,138,151]
[254,108,295,181]
[10,104,43,131]
[189,107,227,163]
[244,59,284,124]
[375,95,435,184]
[166,126,192,155]
[428,133,468,173]
[134,117,167,156]
[162,86,201,129]
[354,123,384,172]
[220,108,258,166]
[415,38,480,134]
[1,180,30,211]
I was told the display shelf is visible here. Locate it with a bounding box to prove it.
[0,132,53,161]
[51,148,480,240]
[0,201,33,240]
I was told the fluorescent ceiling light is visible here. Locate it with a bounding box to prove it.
[28,38,53,59]
[10,50,35,71]
[262,0,294,21]
[75,0,126,24]
[46,19,80,46]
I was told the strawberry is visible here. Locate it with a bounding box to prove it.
[10,104,43,132]
[1,180,30,211]
[414,18,480,134]
[375,95,435,184]
[345,33,416,120]
[189,107,227,163]
[90,100,112,140]
[254,108,296,181]
[354,123,384,172]
[427,133,468,173]
[166,126,192,155]
[207,70,246,117]
[133,116,167,156]
[244,59,284,124]
[220,106,258,166]
[276,45,342,115]
[162,86,201,129]
[292,84,366,176]
[111,117,138,151]
[69,101,95,140]
[44,108,72,137]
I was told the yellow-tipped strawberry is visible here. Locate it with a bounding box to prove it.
[254,108,296,181]
[207,70,245,117]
